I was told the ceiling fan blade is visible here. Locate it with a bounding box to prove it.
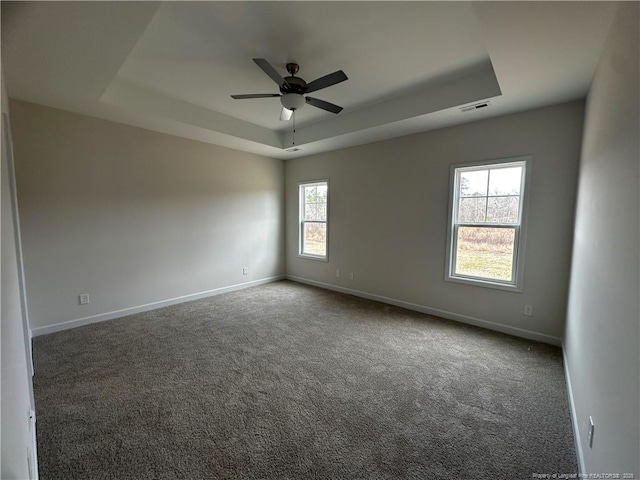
[305,70,348,93]
[306,96,343,114]
[253,58,291,90]
[280,107,293,121]
[231,93,281,99]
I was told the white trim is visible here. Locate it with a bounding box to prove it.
[4,109,40,478]
[3,113,37,420]
[286,275,561,346]
[562,342,585,475]
[28,409,38,480]
[297,253,329,262]
[31,275,285,337]
[445,273,522,293]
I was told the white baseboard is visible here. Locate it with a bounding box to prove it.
[286,275,562,346]
[562,342,586,474]
[31,275,285,337]
[28,409,38,480]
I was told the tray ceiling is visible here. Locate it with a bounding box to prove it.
[1,1,618,159]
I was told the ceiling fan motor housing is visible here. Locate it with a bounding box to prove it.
[280,76,307,95]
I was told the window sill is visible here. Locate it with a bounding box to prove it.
[446,274,522,293]
[298,254,329,262]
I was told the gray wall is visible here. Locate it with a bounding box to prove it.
[1,74,34,479]
[286,101,585,341]
[10,100,284,331]
[565,2,639,475]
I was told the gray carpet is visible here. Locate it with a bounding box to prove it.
[33,280,576,479]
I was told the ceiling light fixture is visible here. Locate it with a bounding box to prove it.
[280,108,293,122]
[280,93,305,111]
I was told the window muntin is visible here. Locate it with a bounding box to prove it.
[300,181,328,259]
[447,159,529,290]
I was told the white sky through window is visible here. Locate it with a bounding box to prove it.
[461,166,522,197]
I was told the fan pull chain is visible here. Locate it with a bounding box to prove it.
[292,110,296,146]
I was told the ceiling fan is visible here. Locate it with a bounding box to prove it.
[231,58,348,121]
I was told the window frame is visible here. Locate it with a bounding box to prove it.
[445,156,532,292]
[299,179,329,261]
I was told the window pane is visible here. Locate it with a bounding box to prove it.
[304,204,316,221]
[460,170,488,197]
[487,196,520,223]
[488,167,522,196]
[455,227,515,281]
[304,186,317,204]
[317,204,327,221]
[316,185,328,202]
[458,197,486,223]
[302,222,326,256]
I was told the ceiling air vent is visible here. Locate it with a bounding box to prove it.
[460,101,490,113]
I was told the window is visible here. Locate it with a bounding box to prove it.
[299,180,328,260]
[446,157,530,291]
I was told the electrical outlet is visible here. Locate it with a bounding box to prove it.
[524,305,533,316]
[349,272,354,280]
[336,269,341,278]
[588,416,594,448]
[242,267,248,275]
[79,294,90,305]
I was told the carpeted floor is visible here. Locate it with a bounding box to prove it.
[33,280,576,479]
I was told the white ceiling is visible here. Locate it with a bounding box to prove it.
[1,1,619,159]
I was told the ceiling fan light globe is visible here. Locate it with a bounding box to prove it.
[281,93,305,111]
